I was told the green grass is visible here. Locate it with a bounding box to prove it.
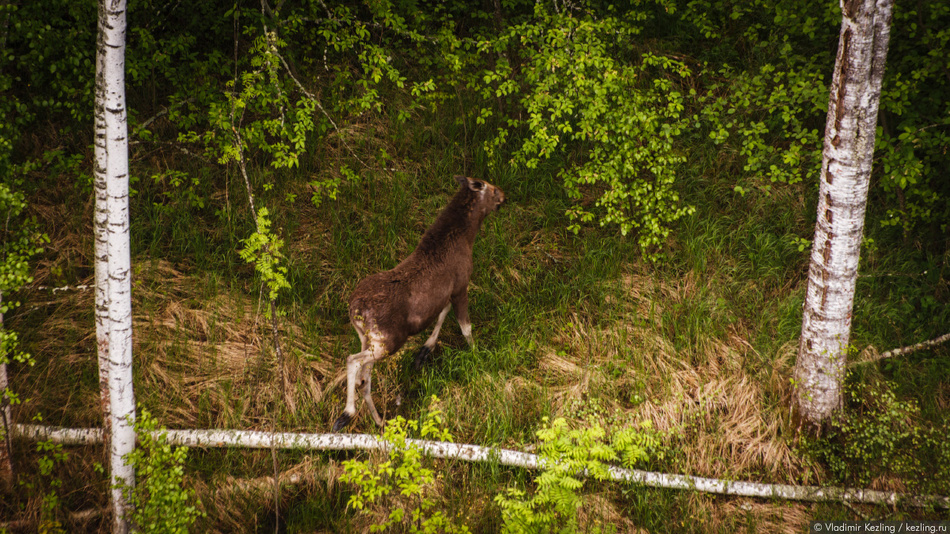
[5,94,950,533]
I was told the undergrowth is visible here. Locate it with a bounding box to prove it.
[804,376,950,495]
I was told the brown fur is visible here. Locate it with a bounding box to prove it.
[333,175,505,431]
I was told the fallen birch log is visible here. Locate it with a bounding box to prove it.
[852,332,950,366]
[14,424,949,509]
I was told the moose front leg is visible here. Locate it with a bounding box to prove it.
[452,290,473,346]
[413,303,451,370]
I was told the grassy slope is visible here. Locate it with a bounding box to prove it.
[4,97,949,533]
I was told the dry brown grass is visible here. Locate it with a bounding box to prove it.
[13,256,338,433]
[578,491,646,533]
[188,457,345,534]
[524,270,802,487]
[710,498,811,534]
[131,260,335,429]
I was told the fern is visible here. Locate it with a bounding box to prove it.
[495,417,665,533]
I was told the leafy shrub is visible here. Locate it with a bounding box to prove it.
[19,434,69,534]
[119,409,203,534]
[807,378,950,494]
[340,399,469,533]
[477,2,693,259]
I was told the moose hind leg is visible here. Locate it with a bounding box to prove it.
[333,346,382,432]
[414,303,451,370]
[358,361,385,427]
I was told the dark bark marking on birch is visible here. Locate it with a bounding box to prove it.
[825,160,834,184]
[842,0,860,19]
[825,209,833,224]
[819,248,831,308]
[834,28,852,136]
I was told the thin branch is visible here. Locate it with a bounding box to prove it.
[852,333,950,366]
[141,141,213,164]
[130,97,196,137]
[35,284,94,293]
[260,0,287,129]
[229,124,257,219]
[270,300,295,413]
[228,24,294,415]
[270,40,372,171]
[14,424,950,509]
[271,439,280,534]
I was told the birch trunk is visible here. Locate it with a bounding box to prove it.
[93,0,112,452]
[794,0,893,426]
[14,424,949,509]
[94,1,136,532]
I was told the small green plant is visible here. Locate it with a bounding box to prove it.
[495,417,664,534]
[18,415,69,534]
[340,398,469,533]
[35,438,68,534]
[239,207,290,314]
[788,236,812,253]
[150,170,205,210]
[806,377,950,494]
[119,408,203,534]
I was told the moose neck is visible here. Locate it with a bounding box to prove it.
[414,189,486,258]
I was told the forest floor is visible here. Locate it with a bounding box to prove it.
[4,112,949,533]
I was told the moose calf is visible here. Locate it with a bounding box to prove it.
[332,175,506,431]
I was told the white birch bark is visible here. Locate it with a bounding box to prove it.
[94,1,135,532]
[93,0,112,447]
[14,424,949,509]
[795,0,893,425]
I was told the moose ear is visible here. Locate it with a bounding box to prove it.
[454,175,485,192]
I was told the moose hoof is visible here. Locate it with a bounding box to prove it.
[413,345,433,370]
[332,412,352,432]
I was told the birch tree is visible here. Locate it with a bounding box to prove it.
[794,0,893,426]
[94,0,136,531]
